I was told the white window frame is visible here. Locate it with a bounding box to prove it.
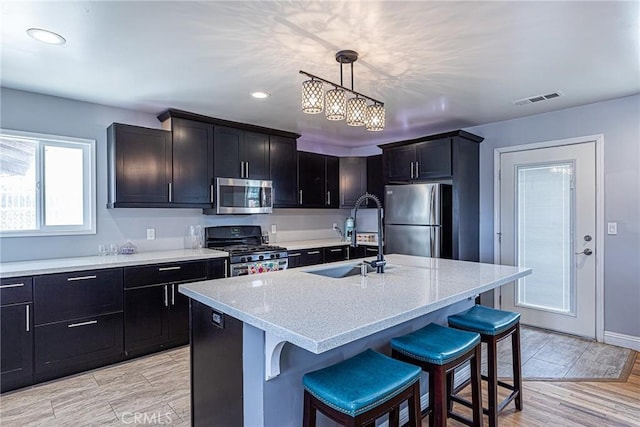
[0,128,96,237]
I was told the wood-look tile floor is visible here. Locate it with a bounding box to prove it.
[0,329,638,426]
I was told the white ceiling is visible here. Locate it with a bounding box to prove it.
[1,1,639,148]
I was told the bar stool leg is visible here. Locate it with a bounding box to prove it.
[388,407,399,427]
[470,344,483,427]
[513,323,523,410]
[432,366,448,427]
[408,382,422,426]
[486,336,498,427]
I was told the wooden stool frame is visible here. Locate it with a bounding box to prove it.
[450,322,522,427]
[303,380,421,427]
[392,344,483,427]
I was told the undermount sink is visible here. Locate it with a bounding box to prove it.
[306,263,392,278]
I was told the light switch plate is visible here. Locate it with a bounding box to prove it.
[147,228,156,240]
[607,222,617,235]
[271,224,277,233]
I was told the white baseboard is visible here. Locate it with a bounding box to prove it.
[604,330,640,352]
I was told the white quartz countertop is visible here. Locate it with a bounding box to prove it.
[0,249,228,278]
[180,254,531,354]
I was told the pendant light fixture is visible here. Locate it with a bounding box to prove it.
[300,50,385,131]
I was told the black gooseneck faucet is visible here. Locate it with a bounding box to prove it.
[351,193,386,273]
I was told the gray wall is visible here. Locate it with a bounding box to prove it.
[467,94,640,338]
[0,88,351,262]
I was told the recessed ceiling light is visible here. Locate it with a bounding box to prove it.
[251,91,270,99]
[27,28,66,45]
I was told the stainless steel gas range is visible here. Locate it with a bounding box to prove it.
[205,225,288,276]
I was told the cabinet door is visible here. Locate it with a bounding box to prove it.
[286,252,302,269]
[415,138,452,179]
[168,284,189,346]
[34,312,123,382]
[214,126,243,179]
[0,303,33,392]
[324,246,348,263]
[325,155,340,208]
[340,157,367,207]
[172,118,214,205]
[34,269,123,326]
[299,249,323,266]
[124,285,169,357]
[124,261,207,289]
[269,136,298,207]
[109,123,172,205]
[367,155,385,207]
[298,152,326,207]
[243,131,270,180]
[384,145,415,182]
[207,259,227,279]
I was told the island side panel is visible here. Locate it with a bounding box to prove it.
[254,298,474,427]
[191,299,243,426]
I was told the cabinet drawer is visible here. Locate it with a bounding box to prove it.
[1,277,33,305]
[124,261,207,289]
[34,312,123,382]
[299,249,324,267]
[34,269,123,325]
[324,246,348,263]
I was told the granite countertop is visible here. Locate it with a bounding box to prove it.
[0,248,228,278]
[180,254,531,354]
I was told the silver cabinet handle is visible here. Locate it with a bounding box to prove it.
[415,161,419,177]
[410,162,414,179]
[299,190,303,205]
[330,248,342,252]
[307,250,320,255]
[366,247,378,252]
[210,184,214,203]
[240,161,244,178]
[171,284,175,306]
[245,162,249,178]
[327,191,331,205]
[224,259,228,278]
[68,320,97,328]
[158,266,181,272]
[26,305,30,332]
[0,282,24,289]
[164,285,168,307]
[288,253,301,257]
[168,182,173,202]
[67,275,96,282]
[575,248,593,255]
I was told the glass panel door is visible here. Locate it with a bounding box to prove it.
[516,162,574,314]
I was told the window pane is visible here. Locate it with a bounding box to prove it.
[0,137,37,231]
[44,145,84,226]
[516,163,573,314]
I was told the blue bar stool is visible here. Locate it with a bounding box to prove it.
[391,323,483,427]
[448,305,522,427]
[302,349,422,427]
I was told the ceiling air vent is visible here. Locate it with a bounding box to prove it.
[512,91,563,106]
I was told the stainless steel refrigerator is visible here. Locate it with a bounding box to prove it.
[384,183,452,258]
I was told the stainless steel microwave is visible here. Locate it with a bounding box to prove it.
[215,177,273,214]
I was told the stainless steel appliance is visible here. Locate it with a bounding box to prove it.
[205,225,287,276]
[213,177,273,214]
[384,183,452,258]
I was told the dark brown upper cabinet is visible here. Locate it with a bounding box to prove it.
[214,126,269,180]
[107,120,213,208]
[269,136,298,207]
[298,152,339,208]
[339,157,367,208]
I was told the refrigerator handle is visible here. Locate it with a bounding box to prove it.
[410,162,414,179]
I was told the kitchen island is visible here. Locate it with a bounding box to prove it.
[179,254,531,427]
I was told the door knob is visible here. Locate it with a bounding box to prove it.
[575,248,593,256]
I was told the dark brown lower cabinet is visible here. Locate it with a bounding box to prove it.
[124,283,188,358]
[34,313,123,382]
[350,245,380,260]
[0,302,33,392]
[323,246,348,263]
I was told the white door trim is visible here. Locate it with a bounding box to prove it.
[493,134,605,342]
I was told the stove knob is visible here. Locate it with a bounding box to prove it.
[270,254,275,259]
[259,255,264,261]
[276,253,280,258]
[247,256,253,262]
[240,257,246,263]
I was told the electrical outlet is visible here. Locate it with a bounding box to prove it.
[607,222,617,235]
[271,224,277,234]
[147,228,156,240]
[332,223,338,229]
